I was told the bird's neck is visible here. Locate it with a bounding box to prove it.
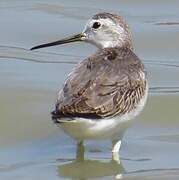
[99,40,133,50]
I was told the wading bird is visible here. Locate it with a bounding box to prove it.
[31,12,148,159]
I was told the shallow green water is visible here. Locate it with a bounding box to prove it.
[0,0,179,179]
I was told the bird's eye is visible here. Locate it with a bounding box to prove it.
[92,22,101,29]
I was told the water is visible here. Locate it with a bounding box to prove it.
[0,0,179,179]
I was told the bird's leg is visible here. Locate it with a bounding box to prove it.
[112,139,122,153]
[112,139,121,162]
[76,140,85,161]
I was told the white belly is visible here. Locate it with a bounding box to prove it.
[58,85,148,141]
[59,117,129,140]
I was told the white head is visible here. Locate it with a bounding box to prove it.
[83,13,133,49]
[31,12,133,50]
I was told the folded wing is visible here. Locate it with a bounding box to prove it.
[53,47,147,119]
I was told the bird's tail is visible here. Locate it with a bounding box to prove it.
[51,110,62,123]
[51,110,75,123]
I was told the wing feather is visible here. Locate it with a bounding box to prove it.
[53,47,147,119]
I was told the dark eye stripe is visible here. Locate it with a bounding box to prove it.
[92,22,101,29]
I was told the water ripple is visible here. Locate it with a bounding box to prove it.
[150,86,179,94]
[0,46,179,95]
[155,22,179,26]
[1,46,179,68]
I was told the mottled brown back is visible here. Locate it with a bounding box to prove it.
[52,47,147,119]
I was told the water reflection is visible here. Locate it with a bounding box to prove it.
[57,143,125,179]
[58,159,124,179]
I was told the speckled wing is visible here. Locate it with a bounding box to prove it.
[52,47,147,119]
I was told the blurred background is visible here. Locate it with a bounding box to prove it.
[0,0,179,179]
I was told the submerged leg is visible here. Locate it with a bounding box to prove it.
[76,140,85,161]
[112,139,121,162]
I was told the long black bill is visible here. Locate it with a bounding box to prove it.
[30,33,85,50]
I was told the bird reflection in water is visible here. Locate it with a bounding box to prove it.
[57,143,125,179]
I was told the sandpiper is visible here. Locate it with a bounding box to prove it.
[31,12,148,157]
